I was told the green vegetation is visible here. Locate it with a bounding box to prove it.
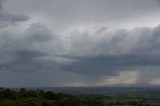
[0,87,160,106]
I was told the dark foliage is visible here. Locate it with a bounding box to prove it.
[0,87,105,106]
[0,87,160,106]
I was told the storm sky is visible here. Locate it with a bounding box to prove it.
[0,0,160,87]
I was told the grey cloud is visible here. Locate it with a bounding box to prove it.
[5,0,160,30]
[59,55,160,76]
[0,22,56,73]
[157,0,160,4]
[54,25,160,76]
[1,0,160,77]
[0,0,29,28]
[2,23,53,52]
[0,0,3,10]
[1,24,160,76]
[0,12,29,27]
[1,0,160,87]
[25,23,53,42]
[0,50,46,72]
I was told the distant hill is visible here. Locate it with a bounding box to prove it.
[36,86,160,97]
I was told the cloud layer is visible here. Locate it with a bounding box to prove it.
[0,0,160,87]
[1,22,160,77]
[0,0,29,28]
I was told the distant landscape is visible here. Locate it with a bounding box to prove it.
[1,0,160,106]
[1,87,160,106]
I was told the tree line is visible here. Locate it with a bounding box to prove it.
[0,87,105,106]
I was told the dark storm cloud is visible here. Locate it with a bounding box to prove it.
[0,22,56,73]
[1,0,160,78]
[1,0,160,87]
[0,12,29,28]
[1,24,160,76]
[59,55,160,76]
[0,0,3,9]
[157,0,160,4]
[55,25,160,76]
[0,0,29,28]
[0,50,46,72]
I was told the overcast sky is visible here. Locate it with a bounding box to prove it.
[0,0,160,87]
